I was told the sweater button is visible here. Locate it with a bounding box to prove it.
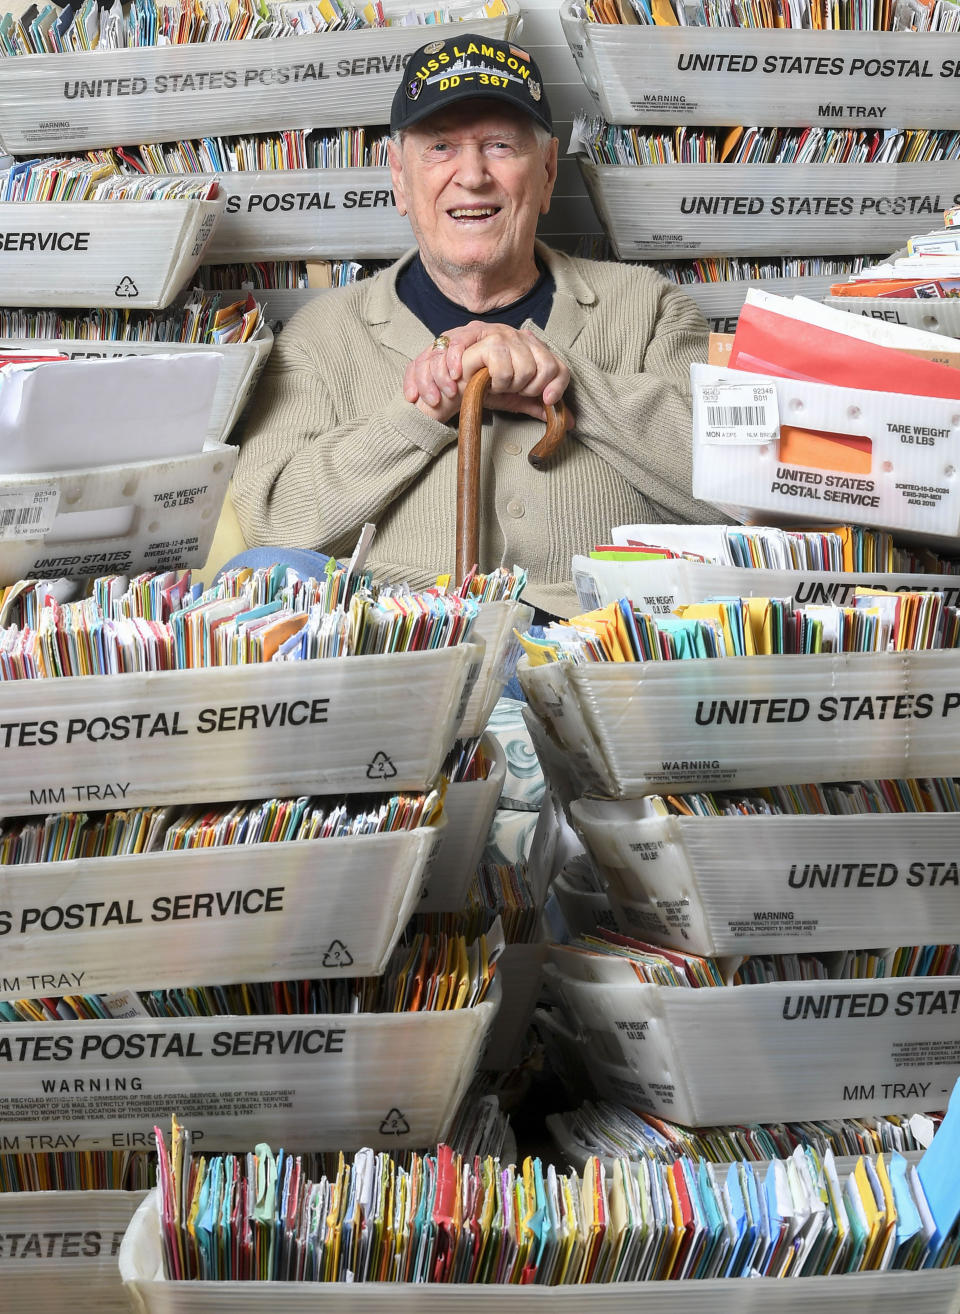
[503,441,521,455]
[506,498,525,519]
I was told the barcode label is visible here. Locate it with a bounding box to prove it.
[706,404,767,428]
[0,486,58,541]
[697,381,779,446]
[0,504,43,530]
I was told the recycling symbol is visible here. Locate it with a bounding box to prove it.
[366,750,397,781]
[321,939,354,969]
[379,1108,410,1136]
[115,275,139,298]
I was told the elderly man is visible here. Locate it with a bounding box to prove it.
[233,36,714,617]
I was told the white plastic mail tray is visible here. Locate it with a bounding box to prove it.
[572,796,960,956]
[0,195,225,307]
[825,297,960,337]
[3,1189,147,1314]
[579,160,960,258]
[553,859,618,938]
[561,10,960,128]
[0,7,520,154]
[119,1189,960,1314]
[571,555,959,614]
[0,327,273,448]
[0,444,236,581]
[0,823,439,996]
[551,950,960,1125]
[520,702,583,817]
[206,168,411,261]
[422,734,504,913]
[679,274,850,334]
[0,985,499,1152]
[0,641,482,815]
[691,361,960,538]
[458,599,532,739]
[519,648,960,798]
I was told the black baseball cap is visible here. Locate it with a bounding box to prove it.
[390,34,552,136]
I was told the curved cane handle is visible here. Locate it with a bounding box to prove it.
[528,390,569,470]
[456,366,569,584]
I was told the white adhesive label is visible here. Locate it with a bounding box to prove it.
[0,485,58,540]
[698,381,779,445]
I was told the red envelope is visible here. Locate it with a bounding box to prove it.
[730,300,960,400]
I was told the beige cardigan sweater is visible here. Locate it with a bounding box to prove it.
[233,243,719,617]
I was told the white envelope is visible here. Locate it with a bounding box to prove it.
[0,352,222,474]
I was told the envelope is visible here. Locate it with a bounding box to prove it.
[730,295,960,402]
[0,352,221,474]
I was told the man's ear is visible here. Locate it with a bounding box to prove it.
[388,137,407,217]
[540,136,560,216]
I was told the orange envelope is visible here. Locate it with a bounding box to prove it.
[260,613,308,661]
[829,279,933,297]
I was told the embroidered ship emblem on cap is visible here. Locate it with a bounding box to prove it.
[423,39,444,53]
[528,78,542,101]
[406,76,423,99]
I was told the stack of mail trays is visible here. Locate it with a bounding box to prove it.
[0,12,537,1300]
[0,169,252,573]
[0,574,508,1309]
[560,11,960,332]
[522,272,960,1141]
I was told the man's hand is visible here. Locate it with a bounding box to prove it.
[403,321,573,426]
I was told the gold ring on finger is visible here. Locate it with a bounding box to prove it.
[431,335,451,352]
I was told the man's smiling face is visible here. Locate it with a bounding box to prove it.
[389,99,558,287]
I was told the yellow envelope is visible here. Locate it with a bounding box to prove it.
[744,597,775,654]
[855,1157,884,1269]
[566,601,632,661]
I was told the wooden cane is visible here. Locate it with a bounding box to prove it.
[455,366,569,585]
